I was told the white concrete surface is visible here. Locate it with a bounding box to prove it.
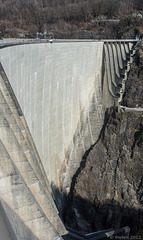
[0,42,104,187]
[0,40,135,191]
[0,40,136,239]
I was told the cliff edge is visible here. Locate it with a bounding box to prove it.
[65,43,143,237]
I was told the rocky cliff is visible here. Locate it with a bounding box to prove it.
[122,43,143,108]
[64,43,143,237]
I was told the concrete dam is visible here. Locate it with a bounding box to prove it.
[0,40,135,239]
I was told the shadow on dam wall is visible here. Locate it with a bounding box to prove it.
[0,200,39,240]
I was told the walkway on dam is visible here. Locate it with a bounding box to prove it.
[0,38,139,48]
[118,105,143,112]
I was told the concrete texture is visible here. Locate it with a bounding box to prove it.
[0,42,104,188]
[0,203,13,240]
[0,64,66,239]
[65,107,143,235]
[0,40,135,239]
[0,41,134,191]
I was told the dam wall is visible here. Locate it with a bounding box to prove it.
[0,41,134,196]
[0,64,67,239]
[103,42,134,107]
[0,40,135,239]
[0,42,105,189]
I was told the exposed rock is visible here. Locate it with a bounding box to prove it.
[65,43,143,237]
[122,42,143,108]
[65,108,143,236]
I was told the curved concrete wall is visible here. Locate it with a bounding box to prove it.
[103,42,134,107]
[0,41,134,194]
[0,42,104,190]
[0,64,67,239]
[0,40,135,239]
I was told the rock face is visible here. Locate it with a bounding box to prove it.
[65,43,143,236]
[65,108,143,235]
[122,43,143,108]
